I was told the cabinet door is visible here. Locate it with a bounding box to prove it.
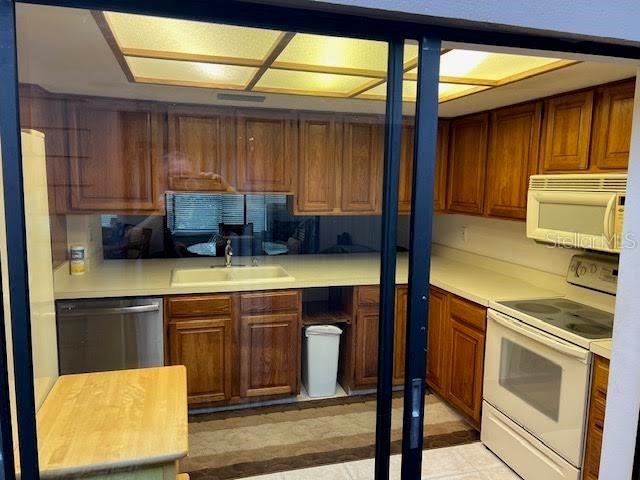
[583,355,610,480]
[541,90,594,172]
[393,286,407,385]
[354,306,380,388]
[295,113,340,213]
[426,287,448,396]
[341,115,383,213]
[167,107,235,191]
[591,80,635,171]
[67,100,164,212]
[169,317,233,404]
[240,313,300,397]
[447,113,488,215]
[485,102,542,219]
[445,299,486,425]
[398,122,415,214]
[236,110,296,192]
[398,120,449,214]
[434,120,451,212]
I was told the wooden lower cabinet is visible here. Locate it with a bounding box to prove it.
[583,355,610,480]
[166,290,301,405]
[239,312,300,397]
[343,285,486,428]
[342,286,406,390]
[426,292,487,427]
[169,318,233,404]
[166,294,235,405]
[425,287,448,396]
[444,303,486,425]
[353,306,381,388]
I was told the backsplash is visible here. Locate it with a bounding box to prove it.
[431,213,582,276]
[99,193,384,260]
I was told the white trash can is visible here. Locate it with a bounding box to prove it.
[302,325,343,397]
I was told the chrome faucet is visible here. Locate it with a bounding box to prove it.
[225,239,233,267]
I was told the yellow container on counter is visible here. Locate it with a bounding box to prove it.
[70,245,86,275]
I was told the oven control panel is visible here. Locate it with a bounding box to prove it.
[567,254,618,295]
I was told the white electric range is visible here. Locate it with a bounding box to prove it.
[481,254,617,480]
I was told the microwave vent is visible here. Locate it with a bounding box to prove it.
[529,174,627,192]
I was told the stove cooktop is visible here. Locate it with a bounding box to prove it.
[496,298,614,340]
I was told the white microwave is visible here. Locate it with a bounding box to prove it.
[526,173,627,253]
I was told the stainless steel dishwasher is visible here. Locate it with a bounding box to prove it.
[56,297,164,374]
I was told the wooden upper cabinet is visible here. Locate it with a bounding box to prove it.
[447,113,489,215]
[239,313,300,397]
[341,115,383,213]
[398,119,450,214]
[398,122,415,214]
[67,99,164,212]
[295,112,340,213]
[541,90,594,172]
[485,102,542,220]
[590,80,635,171]
[426,287,448,396]
[236,109,296,193]
[166,106,235,191]
[434,120,451,212]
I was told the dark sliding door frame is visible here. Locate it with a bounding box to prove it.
[2,1,640,479]
[0,0,39,478]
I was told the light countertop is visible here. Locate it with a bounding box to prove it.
[18,366,188,478]
[591,339,612,360]
[54,251,561,306]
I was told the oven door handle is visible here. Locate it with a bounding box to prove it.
[489,311,589,363]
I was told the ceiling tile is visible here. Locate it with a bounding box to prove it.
[126,56,258,88]
[358,81,490,102]
[105,11,281,62]
[254,69,377,97]
[272,33,415,77]
[440,50,562,82]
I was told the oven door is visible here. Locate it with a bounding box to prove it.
[526,190,618,252]
[483,309,591,467]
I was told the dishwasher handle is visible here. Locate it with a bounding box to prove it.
[59,303,161,317]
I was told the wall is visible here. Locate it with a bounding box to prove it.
[280,0,640,47]
[599,73,640,480]
[66,214,103,270]
[427,213,579,275]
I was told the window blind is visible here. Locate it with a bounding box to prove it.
[166,193,286,235]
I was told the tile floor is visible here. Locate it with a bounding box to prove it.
[240,443,520,479]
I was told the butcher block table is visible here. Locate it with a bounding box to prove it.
[17,366,188,479]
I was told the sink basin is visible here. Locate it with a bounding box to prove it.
[170,265,295,287]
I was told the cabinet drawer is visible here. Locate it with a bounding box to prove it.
[357,286,380,306]
[166,294,232,318]
[593,356,610,398]
[449,296,486,332]
[240,290,300,315]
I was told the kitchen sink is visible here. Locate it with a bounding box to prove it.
[170,265,295,287]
